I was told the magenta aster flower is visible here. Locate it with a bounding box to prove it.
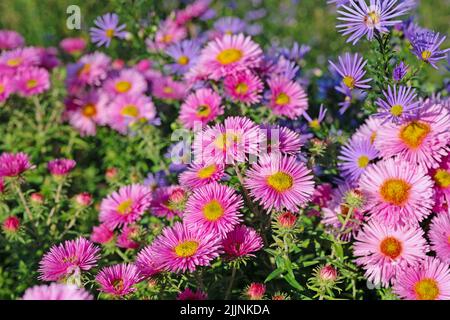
[338,137,379,182]
[99,184,152,229]
[150,186,186,219]
[259,124,303,156]
[411,31,450,69]
[223,71,263,105]
[90,224,114,245]
[151,76,187,100]
[267,76,308,119]
[359,157,434,226]
[179,162,225,189]
[374,104,450,170]
[198,33,263,80]
[104,69,147,97]
[429,213,450,264]
[329,53,371,90]
[90,13,127,48]
[96,263,142,297]
[336,0,411,44]
[430,154,450,214]
[184,182,243,238]
[150,222,222,273]
[59,37,86,55]
[245,153,315,212]
[177,288,208,300]
[0,152,32,177]
[0,75,14,102]
[117,225,140,249]
[47,158,76,176]
[179,88,224,129]
[22,283,93,300]
[15,67,50,97]
[39,237,100,282]
[375,85,420,124]
[222,225,263,260]
[393,257,450,300]
[0,30,24,50]
[135,244,161,278]
[354,221,428,287]
[166,40,201,75]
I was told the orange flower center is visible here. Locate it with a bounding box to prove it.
[115,81,132,93]
[177,55,189,65]
[82,103,97,117]
[380,178,411,206]
[399,121,430,149]
[379,236,402,259]
[112,278,124,292]
[105,29,115,38]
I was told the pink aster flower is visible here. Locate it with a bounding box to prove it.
[39,237,100,282]
[179,162,225,189]
[72,52,111,86]
[179,88,224,129]
[353,116,384,144]
[359,157,434,226]
[245,153,315,212]
[117,225,140,249]
[150,186,187,219]
[15,67,50,96]
[354,221,428,287]
[311,183,333,207]
[59,37,86,55]
[90,224,114,245]
[193,116,260,164]
[184,182,243,238]
[107,94,156,134]
[150,222,222,273]
[198,33,263,80]
[259,124,303,156]
[22,283,93,300]
[147,19,187,52]
[0,75,14,102]
[267,76,308,119]
[393,257,450,300]
[47,158,76,176]
[96,263,142,297]
[430,154,450,214]
[429,213,450,263]
[177,288,208,300]
[135,244,161,278]
[374,104,450,170]
[0,30,24,50]
[151,76,187,100]
[104,69,147,97]
[0,47,39,73]
[99,184,152,229]
[223,71,263,105]
[222,225,263,260]
[0,152,33,177]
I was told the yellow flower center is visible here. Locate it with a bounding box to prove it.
[214,132,240,150]
[357,155,370,168]
[399,121,430,149]
[364,11,380,27]
[197,164,217,179]
[421,50,432,61]
[380,178,411,206]
[78,63,91,76]
[174,240,199,257]
[26,79,38,89]
[163,86,173,94]
[379,236,402,259]
[162,34,173,44]
[196,104,211,118]
[235,82,248,94]
[309,119,320,129]
[178,55,189,65]
[105,29,115,38]
[390,104,403,117]
[117,199,133,215]
[343,75,355,89]
[121,105,139,118]
[370,132,377,144]
[275,93,290,105]
[113,279,124,292]
[434,169,450,188]
[202,199,224,221]
[82,103,97,117]
[414,278,440,300]
[267,172,294,193]
[0,84,4,94]
[216,48,243,65]
[115,81,132,93]
[6,57,21,67]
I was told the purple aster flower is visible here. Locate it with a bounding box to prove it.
[165,40,201,75]
[327,0,350,7]
[375,85,420,124]
[90,13,127,48]
[393,61,408,81]
[337,86,367,114]
[279,42,311,63]
[47,158,76,176]
[411,31,450,69]
[337,0,412,44]
[303,104,328,130]
[338,137,379,182]
[213,16,246,35]
[144,170,168,190]
[329,53,371,91]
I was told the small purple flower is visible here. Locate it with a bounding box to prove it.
[144,170,168,190]
[337,86,367,114]
[47,158,76,176]
[327,0,350,7]
[165,40,201,75]
[90,13,127,48]
[303,104,328,130]
[393,61,408,81]
[279,42,311,63]
[411,31,450,69]
[329,53,371,91]
[375,85,420,124]
[213,16,246,35]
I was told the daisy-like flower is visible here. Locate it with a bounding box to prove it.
[0,47,39,73]
[107,94,156,134]
[245,153,315,212]
[39,237,100,282]
[90,13,127,48]
[393,257,450,300]
[429,213,450,263]
[47,158,76,176]
[99,184,152,229]
[266,76,308,119]
[0,30,24,50]
[90,224,114,245]
[151,76,187,100]
[22,283,93,300]
[336,0,411,44]
[338,137,379,182]
[184,182,243,238]
[222,225,263,260]
[430,154,450,214]
[328,0,350,6]
[223,71,263,105]
[329,53,371,91]
[179,162,225,189]
[68,52,111,86]
[193,116,260,164]
[213,16,247,36]
[96,263,142,297]
[411,31,450,69]
[166,40,201,75]
[374,104,450,170]
[0,152,33,177]
[179,88,224,129]
[259,124,303,156]
[359,157,434,226]
[15,67,50,96]
[177,288,208,300]
[375,85,420,124]
[147,19,187,52]
[135,244,161,278]
[150,222,222,273]
[354,221,428,287]
[104,69,147,97]
[393,61,408,81]
[303,104,328,130]
[150,186,187,219]
[353,116,383,144]
[0,75,14,102]
[117,225,140,249]
[198,33,263,80]
[59,37,86,55]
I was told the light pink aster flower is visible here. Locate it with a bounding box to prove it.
[179,162,225,189]
[72,52,111,86]
[15,67,50,96]
[259,124,303,156]
[104,69,147,97]
[96,263,142,297]
[223,71,263,105]
[151,76,187,100]
[22,283,93,300]
[146,19,187,52]
[0,30,24,50]
[353,116,384,145]
[429,213,450,263]
[267,76,308,119]
[429,154,450,214]
[222,225,264,260]
[179,88,224,129]
[0,47,40,74]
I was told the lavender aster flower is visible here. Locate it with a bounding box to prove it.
[327,0,350,7]
[411,31,450,69]
[90,13,127,48]
[213,16,246,35]
[280,42,311,63]
[329,53,371,90]
[303,104,328,130]
[165,40,201,75]
[375,85,420,124]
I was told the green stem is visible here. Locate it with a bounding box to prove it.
[14,183,33,221]
[116,248,130,262]
[224,266,237,300]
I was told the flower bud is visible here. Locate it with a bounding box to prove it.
[2,216,20,233]
[245,283,266,300]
